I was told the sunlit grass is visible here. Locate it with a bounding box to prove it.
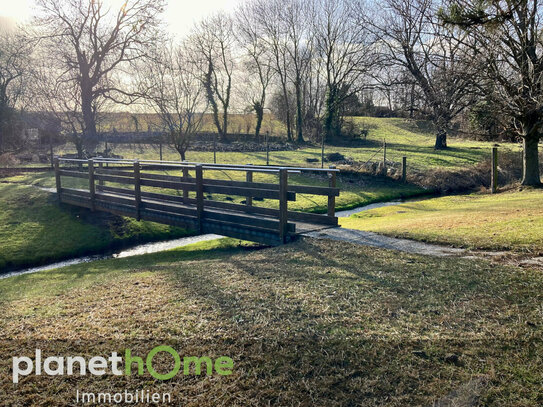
[340,189,543,252]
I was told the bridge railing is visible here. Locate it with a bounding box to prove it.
[54,157,340,245]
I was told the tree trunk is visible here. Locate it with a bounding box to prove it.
[81,86,98,155]
[295,80,304,143]
[254,101,264,139]
[434,118,448,150]
[521,135,541,186]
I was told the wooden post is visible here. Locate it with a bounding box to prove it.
[321,132,325,169]
[401,156,407,183]
[54,157,61,201]
[182,164,189,203]
[195,164,204,233]
[159,142,163,161]
[266,131,270,166]
[88,159,95,211]
[98,162,104,187]
[328,166,336,218]
[279,168,288,244]
[246,164,253,206]
[134,160,141,220]
[49,133,54,169]
[383,140,387,176]
[213,135,217,164]
[491,145,498,194]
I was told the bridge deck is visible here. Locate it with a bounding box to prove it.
[55,158,340,246]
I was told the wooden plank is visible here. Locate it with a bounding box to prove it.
[201,219,283,246]
[182,167,189,202]
[203,178,338,196]
[96,185,135,196]
[139,172,195,183]
[140,178,196,191]
[134,161,141,220]
[94,173,135,185]
[140,209,198,230]
[246,165,253,206]
[88,159,95,211]
[95,169,132,177]
[98,162,104,187]
[289,210,338,226]
[95,192,134,206]
[54,157,61,201]
[328,166,337,218]
[59,170,89,179]
[195,164,204,233]
[279,168,288,243]
[203,209,295,232]
[141,200,197,217]
[203,184,296,201]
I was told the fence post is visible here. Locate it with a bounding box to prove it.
[54,157,61,201]
[195,164,204,233]
[266,131,270,165]
[279,168,288,244]
[213,135,217,164]
[88,159,95,211]
[134,160,141,220]
[491,145,498,194]
[246,164,253,206]
[98,162,104,188]
[159,142,163,161]
[321,133,325,169]
[383,140,387,176]
[328,166,336,218]
[401,156,407,183]
[182,163,189,203]
[49,133,54,169]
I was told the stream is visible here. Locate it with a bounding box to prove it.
[1,197,417,280]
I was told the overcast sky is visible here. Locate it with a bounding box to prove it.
[0,0,245,37]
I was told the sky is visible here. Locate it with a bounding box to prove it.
[0,0,245,37]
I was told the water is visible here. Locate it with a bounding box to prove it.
[336,201,406,217]
[0,234,223,280]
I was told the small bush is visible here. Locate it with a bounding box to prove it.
[326,152,345,162]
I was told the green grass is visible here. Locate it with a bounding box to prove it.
[1,238,542,405]
[0,183,192,271]
[53,117,520,173]
[340,189,543,253]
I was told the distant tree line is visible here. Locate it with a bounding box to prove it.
[0,0,541,185]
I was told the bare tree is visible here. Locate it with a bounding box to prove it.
[370,0,475,149]
[442,0,543,185]
[139,43,206,161]
[0,28,32,153]
[189,13,236,142]
[235,2,275,139]
[314,0,378,141]
[33,0,164,155]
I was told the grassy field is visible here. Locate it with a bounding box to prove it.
[341,189,543,253]
[53,117,518,173]
[0,183,191,271]
[0,238,541,405]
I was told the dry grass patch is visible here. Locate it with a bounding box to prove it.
[1,238,542,406]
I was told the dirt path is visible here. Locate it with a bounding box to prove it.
[303,227,466,257]
[303,227,543,271]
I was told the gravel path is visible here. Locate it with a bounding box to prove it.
[303,227,466,257]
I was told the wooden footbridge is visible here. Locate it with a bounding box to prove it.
[54,158,340,245]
